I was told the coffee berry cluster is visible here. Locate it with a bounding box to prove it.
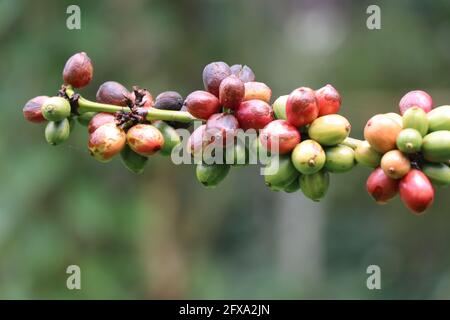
[22,52,449,214]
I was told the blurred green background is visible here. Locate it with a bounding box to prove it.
[0,0,449,299]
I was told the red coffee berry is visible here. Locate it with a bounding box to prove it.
[88,112,116,134]
[88,123,126,162]
[185,90,221,120]
[205,113,239,146]
[187,124,208,155]
[399,90,433,115]
[399,169,434,214]
[243,82,272,103]
[130,88,154,109]
[62,52,93,88]
[259,120,301,154]
[202,61,232,97]
[96,81,131,106]
[219,75,245,110]
[366,167,399,204]
[230,64,255,83]
[315,84,341,116]
[127,124,165,156]
[23,95,49,123]
[235,99,274,131]
[286,87,319,127]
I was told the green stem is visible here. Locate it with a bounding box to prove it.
[342,137,363,149]
[65,87,200,123]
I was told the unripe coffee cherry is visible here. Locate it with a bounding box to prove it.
[205,113,239,146]
[154,91,183,111]
[291,140,326,175]
[202,61,232,97]
[45,119,71,146]
[41,97,71,122]
[120,144,148,174]
[283,178,301,193]
[259,120,301,154]
[427,105,450,132]
[366,167,399,204]
[399,90,433,115]
[421,162,450,186]
[196,163,230,188]
[219,75,245,110]
[385,112,403,127]
[185,90,221,120]
[126,124,164,156]
[364,114,402,153]
[243,82,272,103]
[396,128,422,153]
[286,87,319,127]
[153,121,181,156]
[300,170,330,202]
[263,155,298,190]
[355,141,382,168]
[422,130,450,163]
[187,125,208,156]
[88,112,116,134]
[131,88,154,109]
[23,96,49,123]
[315,84,341,116]
[96,81,131,106]
[230,64,255,83]
[235,99,274,130]
[88,123,126,162]
[308,114,351,146]
[77,112,96,126]
[324,145,355,173]
[402,107,428,136]
[381,150,411,179]
[62,52,93,88]
[272,95,288,120]
[399,169,434,214]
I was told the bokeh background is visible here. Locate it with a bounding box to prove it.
[0,0,449,299]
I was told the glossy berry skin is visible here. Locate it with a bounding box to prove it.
[219,75,245,110]
[88,112,116,134]
[243,82,272,103]
[235,99,274,131]
[62,52,93,88]
[41,97,71,122]
[366,167,399,204]
[399,90,433,115]
[364,114,402,153]
[202,61,232,97]
[259,120,301,154]
[154,91,183,111]
[184,90,221,120]
[230,64,255,83]
[205,113,239,146]
[286,87,319,127]
[88,123,126,163]
[399,169,434,214]
[126,124,164,156]
[23,95,49,123]
[315,84,341,116]
[131,88,154,109]
[120,144,148,174]
[187,124,207,155]
[96,81,131,106]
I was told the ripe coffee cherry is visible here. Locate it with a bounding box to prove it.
[286,87,319,127]
[230,64,255,83]
[96,81,131,106]
[402,107,428,136]
[154,91,183,111]
[399,90,433,115]
[272,95,288,120]
[219,75,245,110]
[243,82,272,103]
[23,96,49,123]
[427,105,450,132]
[187,125,208,156]
[88,123,126,162]
[259,120,301,154]
[315,84,341,116]
[422,130,450,163]
[131,88,154,109]
[324,145,355,173]
[399,169,434,214]
[300,170,330,202]
[126,124,165,156]
[77,112,96,127]
[355,140,382,168]
[235,99,274,130]
[196,163,230,188]
[45,119,71,146]
[421,162,450,186]
[308,114,351,146]
[291,140,326,175]
[153,121,181,156]
[205,113,239,146]
[381,150,411,179]
[41,97,71,122]
[366,167,399,204]
[88,112,116,134]
[364,114,402,153]
[263,155,298,190]
[202,61,232,97]
[185,90,221,120]
[62,52,93,88]
[120,144,148,174]
[396,128,422,153]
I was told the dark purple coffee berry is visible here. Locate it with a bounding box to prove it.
[96,81,131,106]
